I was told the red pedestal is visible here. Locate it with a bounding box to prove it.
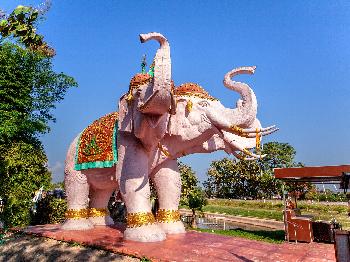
[24,224,335,262]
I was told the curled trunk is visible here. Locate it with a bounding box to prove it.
[222,66,258,128]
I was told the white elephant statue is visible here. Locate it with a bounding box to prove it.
[62,32,277,242]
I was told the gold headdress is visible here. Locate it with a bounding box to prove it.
[174,83,217,101]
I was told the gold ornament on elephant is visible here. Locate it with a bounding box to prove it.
[230,125,249,138]
[255,127,261,153]
[65,209,89,219]
[89,208,108,217]
[126,73,153,104]
[156,209,181,223]
[174,83,217,101]
[127,212,156,228]
[186,100,193,112]
[158,142,172,158]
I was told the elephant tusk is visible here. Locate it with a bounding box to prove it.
[241,125,277,133]
[238,128,279,138]
[229,125,279,138]
[225,134,266,160]
[242,148,266,159]
[232,151,258,161]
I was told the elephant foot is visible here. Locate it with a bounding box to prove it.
[124,223,166,242]
[89,215,114,226]
[158,221,186,234]
[61,218,94,230]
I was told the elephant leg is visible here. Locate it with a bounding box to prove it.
[86,168,117,226]
[61,137,93,230]
[151,160,186,234]
[62,171,93,230]
[117,133,165,242]
[88,187,115,226]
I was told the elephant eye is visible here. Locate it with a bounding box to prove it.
[198,100,209,107]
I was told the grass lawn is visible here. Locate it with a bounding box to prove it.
[193,228,285,244]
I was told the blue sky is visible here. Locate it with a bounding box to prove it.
[2,1,350,183]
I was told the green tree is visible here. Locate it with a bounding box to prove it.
[179,161,199,205]
[0,42,77,143]
[0,140,51,226]
[0,4,76,227]
[258,142,302,171]
[188,187,207,228]
[258,142,313,199]
[204,158,265,199]
[0,3,55,56]
[204,142,311,200]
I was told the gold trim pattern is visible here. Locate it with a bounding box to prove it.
[65,209,89,219]
[127,212,155,228]
[156,209,181,223]
[230,125,249,137]
[255,128,261,152]
[174,83,218,101]
[158,142,172,158]
[243,148,253,157]
[89,208,108,217]
[175,92,218,101]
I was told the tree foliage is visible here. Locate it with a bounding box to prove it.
[0,3,76,227]
[178,161,207,228]
[0,140,51,226]
[203,158,273,199]
[0,42,77,143]
[0,3,54,56]
[179,161,199,205]
[204,142,312,199]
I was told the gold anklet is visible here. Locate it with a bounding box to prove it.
[89,208,108,217]
[156,209,181,223]
[65,208,89,219]
[127,212,155,228]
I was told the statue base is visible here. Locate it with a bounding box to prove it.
[22,224,335,261]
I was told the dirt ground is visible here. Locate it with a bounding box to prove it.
[0,234,140,262]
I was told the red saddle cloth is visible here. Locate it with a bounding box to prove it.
[74,112,118,171]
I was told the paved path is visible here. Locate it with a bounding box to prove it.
[24,224,336,262]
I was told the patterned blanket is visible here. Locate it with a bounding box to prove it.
[74,112,118,171]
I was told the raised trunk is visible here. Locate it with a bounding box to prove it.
[222,66,258,128]
[139,32,171,115]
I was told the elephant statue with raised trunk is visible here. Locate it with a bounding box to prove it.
[62,32,278,242]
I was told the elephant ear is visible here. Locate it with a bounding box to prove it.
[118,95,133,132]
[167,99,188,136]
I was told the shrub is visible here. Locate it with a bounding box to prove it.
[0,141,51,227]
[31,194,67,224]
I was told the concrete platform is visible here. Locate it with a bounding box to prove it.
[24,224,336,262]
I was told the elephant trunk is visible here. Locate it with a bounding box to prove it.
[222,66,258,128]
[138,32,171,115]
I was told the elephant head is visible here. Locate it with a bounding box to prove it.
[167,66,278,160]
[119,32,174,149]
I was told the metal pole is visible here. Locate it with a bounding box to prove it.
[282,183,289,242]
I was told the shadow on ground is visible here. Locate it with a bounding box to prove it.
[0,234,139,262]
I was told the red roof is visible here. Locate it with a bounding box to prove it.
[274,165,350,183]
